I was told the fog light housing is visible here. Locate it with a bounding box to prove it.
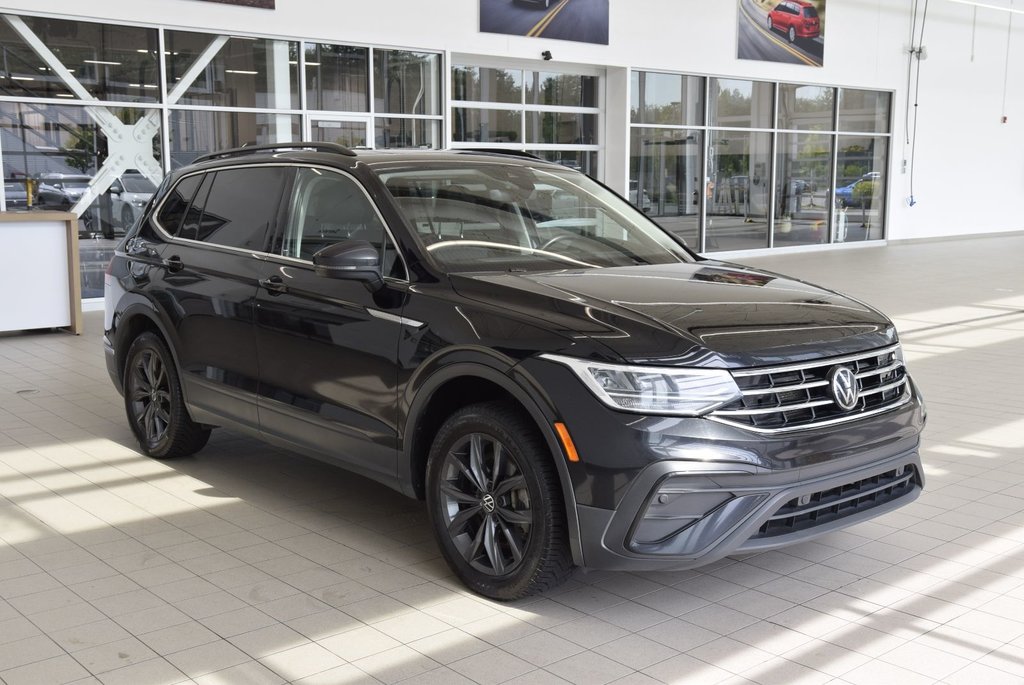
[629,476,767,556]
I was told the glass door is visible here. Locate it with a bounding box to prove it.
[307,115,371,148]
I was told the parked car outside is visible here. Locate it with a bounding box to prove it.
[110,172,158,230]
[34,173,92,210]
[835,171,881,208]
[768,0,821,43]
[104,143,925,600]
[3,179,29,209]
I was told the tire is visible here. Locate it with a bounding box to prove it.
[788,26,796,43]
[426,401,572,600]
[767,17,773,31]
[123,332,211,459]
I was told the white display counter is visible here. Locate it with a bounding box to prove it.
[0,211,82,335]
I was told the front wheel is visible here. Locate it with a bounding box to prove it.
[124,332,211,458]
[426,402,572,600]
[788,26,796,43]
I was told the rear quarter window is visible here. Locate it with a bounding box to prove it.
[190,167,287,250]
[155,174,202,236]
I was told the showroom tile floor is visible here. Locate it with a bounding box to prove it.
[1,234,1024,684]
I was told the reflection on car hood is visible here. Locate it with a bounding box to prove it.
[451,261,897,367]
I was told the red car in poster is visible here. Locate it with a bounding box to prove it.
[767,0,820,43]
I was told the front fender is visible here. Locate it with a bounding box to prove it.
[398,350,586,567]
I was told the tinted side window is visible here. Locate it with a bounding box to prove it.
[179,173,214,241]
[279,168,405,279]
[155,174,202,236]
[193,167,286,250]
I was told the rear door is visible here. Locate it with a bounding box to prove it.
[153,165,288,429]
[253,166,410,482]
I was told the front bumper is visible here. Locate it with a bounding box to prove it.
[575,446,922,571]
[516,355,926,572]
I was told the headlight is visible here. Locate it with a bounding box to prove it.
[541,354,742,416]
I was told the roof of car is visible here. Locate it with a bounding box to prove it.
[189,143,560,171]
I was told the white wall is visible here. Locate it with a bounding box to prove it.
[6,0,1022,241]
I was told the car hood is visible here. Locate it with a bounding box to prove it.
[450,260,897,368]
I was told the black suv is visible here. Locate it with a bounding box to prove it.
[104,143,925,600]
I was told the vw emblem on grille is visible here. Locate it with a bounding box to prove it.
[481,493,496,513]
[828,366,859,411]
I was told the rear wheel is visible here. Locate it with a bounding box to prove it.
[426,401,572,600]
[124,332,211,459]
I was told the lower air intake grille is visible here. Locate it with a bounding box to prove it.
[752,464,919,539]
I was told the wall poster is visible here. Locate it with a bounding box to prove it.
[737,0,825,67]
[480,0,609,46]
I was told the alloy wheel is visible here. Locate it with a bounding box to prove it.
[127,348,172,446]
[438,432,533,576]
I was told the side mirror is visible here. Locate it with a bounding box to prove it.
[312,240,383,291]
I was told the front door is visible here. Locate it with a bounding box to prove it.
[253,165,408,482]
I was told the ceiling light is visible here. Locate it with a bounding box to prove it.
[225,69,258,75]
[56,93,74,98]
[11,76,34,81]
[84,59,122,66]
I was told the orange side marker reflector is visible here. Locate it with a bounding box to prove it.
[554,422,580,462]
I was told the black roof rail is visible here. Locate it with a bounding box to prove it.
[194,141,356,164]
[455,148,545,161]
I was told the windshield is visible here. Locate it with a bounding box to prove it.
[121,176,157,193]
[61,179,90,189]
[803,7,818,17]
[375,160,693,273]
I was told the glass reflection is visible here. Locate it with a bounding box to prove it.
[374,50,441,115]
[775,132,832,246]
[453,66,522,104]
[525,111,596,145]
[375,117,440,148]
[169,109,299,167]
[630,72,703,126]
[778,84,835,131]
[0,17,159,102]
[705,130,771,252]
[834,135,887,242]
[629,128,702,248]
[525,72,596,107]
[452,108,520,143]
[166,32,299,109]
[304,43,369,112]
[839,89,891,133]
[709,78,773,129]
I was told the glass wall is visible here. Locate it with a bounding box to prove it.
[0,12,442,299]
[630,70,892,253]
[451,63,600,176]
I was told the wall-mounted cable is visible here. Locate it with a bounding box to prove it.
[905,0,931,207]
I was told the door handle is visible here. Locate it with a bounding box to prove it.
[164,255,184,273]
[259,275,288,294]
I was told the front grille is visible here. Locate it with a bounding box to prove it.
[752,464,919,539]
[710,345,910,433]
